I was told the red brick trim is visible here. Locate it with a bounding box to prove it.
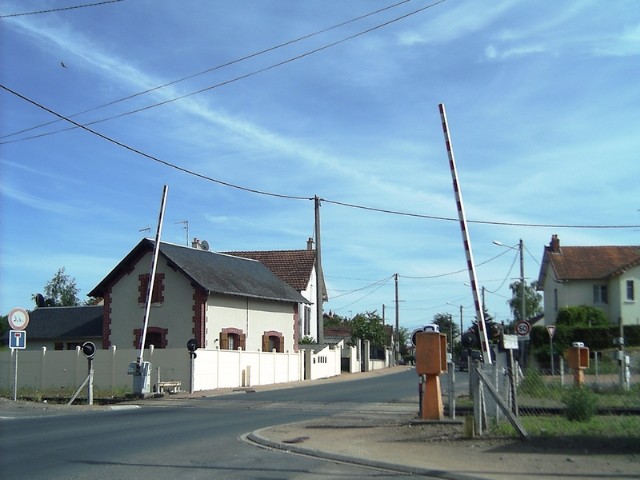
[138,273,165,304]
[293,303,299,352]
[192,286,207,347]
[102,290,112,348]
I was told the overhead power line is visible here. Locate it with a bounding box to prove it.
[0,84,310,201]
[2,0,448,144]
[1,0,415,140]
[0,0,124,19]
[328,275,395,300]
[2,83,640,232]
[398,249,513,280]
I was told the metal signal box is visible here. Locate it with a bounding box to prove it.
[567,345,589,370]
[415,331,448,375]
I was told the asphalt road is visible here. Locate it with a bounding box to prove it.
[0,367,450,480]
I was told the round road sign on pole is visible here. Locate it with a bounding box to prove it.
[515,320,531,337]
[8,307,29,331]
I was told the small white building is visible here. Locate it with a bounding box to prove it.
[89,239,309,352]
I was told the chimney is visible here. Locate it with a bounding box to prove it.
[549,234,560,253]
[192,237,201,249]
[307,237,314,250]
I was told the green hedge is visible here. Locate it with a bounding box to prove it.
[530,324,640,353]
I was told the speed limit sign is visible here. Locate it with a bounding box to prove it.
[515,320,531,336]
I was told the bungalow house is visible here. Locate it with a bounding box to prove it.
[537,235,640,326]
[224,238,327,343]
[89,238,308,352]
[20,305,103,351]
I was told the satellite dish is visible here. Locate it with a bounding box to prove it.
[201,240,210,251]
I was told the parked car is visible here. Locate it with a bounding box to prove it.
[458,349,483,371]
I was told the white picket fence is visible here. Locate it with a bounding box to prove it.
[0,343,345,395]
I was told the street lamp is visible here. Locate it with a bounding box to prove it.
[493,239,526,326]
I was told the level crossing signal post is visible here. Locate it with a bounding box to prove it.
[68,342,96,405]
[187,339,198,394]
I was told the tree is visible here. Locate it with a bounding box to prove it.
[397,326,409,357]
[0,315,8,342]
[508,280,543,323]
[35,267,81,307]
[556,305,608,327]
[432,312,459,348]
[323,311,348,328]
[464,307,502,349]
[350,311,387,348]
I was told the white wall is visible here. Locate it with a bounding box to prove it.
[192,348,302,391]
[0,346,308,394]
[306,342,342,381]
[300,266,320,341]
[618,267,640,325]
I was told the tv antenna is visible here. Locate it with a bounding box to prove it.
[176,220,188,246]
[139,226,150,235]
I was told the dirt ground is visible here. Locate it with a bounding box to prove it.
[256,413,640,479]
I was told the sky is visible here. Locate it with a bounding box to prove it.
[1,0,639,335]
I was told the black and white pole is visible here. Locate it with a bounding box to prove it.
[439,103,492,365]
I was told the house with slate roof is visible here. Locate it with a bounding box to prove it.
[224,238,327,343]
[22,305,103,351]
[538,235,640,326]
[89,238,308,353]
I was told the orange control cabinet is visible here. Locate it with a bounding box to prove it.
[567,346,589,370]
[415,332,448,376]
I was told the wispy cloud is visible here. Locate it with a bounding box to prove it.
[593,23,640,57]
[0,183,84,215]
[396,0,514,46]
[484,43,546,60]
[8,13,409,201]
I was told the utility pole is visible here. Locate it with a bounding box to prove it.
[519,239,525,323]
[518,239,526,366]
[395,273,400,363]
[314,196,324,345]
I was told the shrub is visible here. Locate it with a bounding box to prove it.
[563,387,598,422]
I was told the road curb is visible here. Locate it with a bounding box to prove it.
[244,427,484,480]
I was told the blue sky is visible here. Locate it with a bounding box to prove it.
[1,0,639,333]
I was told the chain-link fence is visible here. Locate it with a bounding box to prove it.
[466,350,640,440]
